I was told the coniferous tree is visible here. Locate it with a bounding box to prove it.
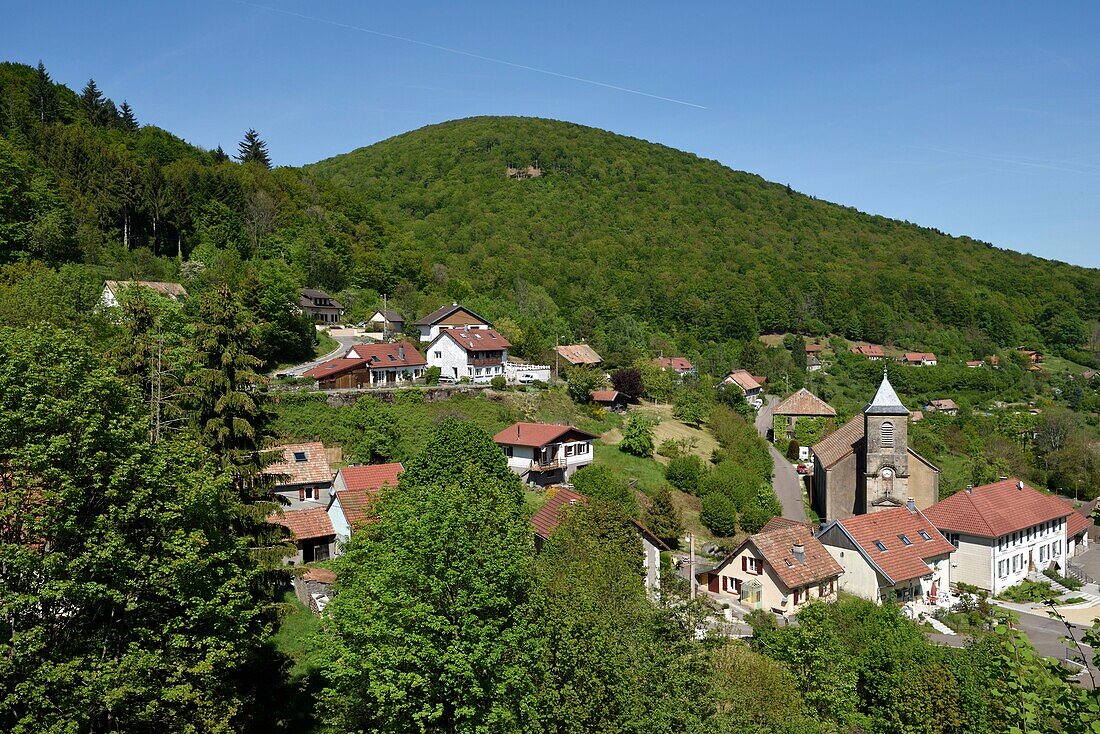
[32,61,58,123]
[118,100,138,132]
[187,285,292,584]
[236,128,271,168]
[79,78,109,126]
[212,144,229,163]
[644,484,684,548]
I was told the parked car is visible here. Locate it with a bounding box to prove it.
[437,374,457,384]
[517,373,537,384]
[796,464,809,475]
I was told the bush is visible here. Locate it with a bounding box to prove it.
[786,439,800,461]
[657,439,685,459]
[1043,568,1083,590]
[566,366,604,404]
[570,464,636,514]
[619,414,656,457]
[490,375,506,390]
[665,455,707,494]
[425,366,441,385]
[997,579,1058,603]
[701,492,738,537]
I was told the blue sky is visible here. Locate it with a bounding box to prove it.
[4,2,1099,267]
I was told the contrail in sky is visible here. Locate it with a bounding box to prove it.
[234,1,707,109]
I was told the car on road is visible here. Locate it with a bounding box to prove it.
[437,374,457,385]
[796,463,810,475]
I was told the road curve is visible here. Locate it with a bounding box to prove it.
[756,396,809,523]
[279,330,360,377]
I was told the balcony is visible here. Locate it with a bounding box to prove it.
[529,456,566,472]
[470,356,504,367]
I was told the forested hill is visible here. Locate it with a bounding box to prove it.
[308,116,1098,360]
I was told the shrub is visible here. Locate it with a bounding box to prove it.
[570,464,636,514]
[645,485,683,548]
[1043,568,1083,590]
[490,375,506,390]
[657,439,685,459]
[425,366,441,385]
[619,414,656,457]
[997,579,1058,603]
[665,455,707,494]
[701,492,738,537]
[786,439,800,461]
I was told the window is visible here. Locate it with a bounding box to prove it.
[792,588,802,605]
[721,576,729,592]
[565,445,575,457]
[873,540,887,552]
[998,560,1007,577]
[898,534,912,546]
[293,451,307,462]
[734,578,742,594]
[947,533,960,548]
[1054,541,1062,556]
[881,421,895,448]
[1040,545,1047,562]
[434,351,442,358]
[819,580,833,596]
[743,557,762,574]
[918,529,932,541]
[502,446,513,458]
[575,443,590,455]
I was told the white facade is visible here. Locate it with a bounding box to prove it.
[946,517,1067,595]
[817,524,952,604]
[427,333,507,383]
[500,439,593,484]
[504,362,551,385]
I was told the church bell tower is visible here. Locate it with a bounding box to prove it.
[863,370,910,511]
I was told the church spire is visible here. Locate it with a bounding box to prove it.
[865,369,908,415]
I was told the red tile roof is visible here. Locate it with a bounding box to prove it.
[531,486,588,539]
[338,463,403,492]
[924,478,1072,539]
[1067,509,1092,539]
[903,352,937,362]
[270,507,334,541]
[493,422,598,448]
[929,399,958,411]
[555,344,602,365]
[654,356,694,372]
[439,328,511,352]
[965,360,984,368]
[851,344,885,358]
[805,344,823,354]
[302,357,367,380]
[336,489,380,528]
[714,523,841,591]
[302,567,336,584]
[830,507,955,584]
[591,389,622,403]
[263,442,333,487]
[723,369,761,392]
[761,516,811,533]
[344,341,427,366]
[773,388,837,417]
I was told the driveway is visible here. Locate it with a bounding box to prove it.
[756,396,808,523]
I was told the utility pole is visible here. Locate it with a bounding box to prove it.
[555,334,561,385]
[689,534,696,600]
[382,293,388,340]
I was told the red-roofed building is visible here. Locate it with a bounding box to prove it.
[303,342,426,388]
[653,356,696,376]
[851,344,885,360]
[901,352,937,366]
[531,486,667,594]
[263,442,334,509]
[426,327,511,383]
[269,507,336,564]
[590,389,627,411]
[698,521,842,616]
[493,423,598,485]
[328,463,404,546]
[413,303,492,342]
[817,502,954,604]
[965,360,984,368]
[722,369,763,400]
[923,478,1078,594]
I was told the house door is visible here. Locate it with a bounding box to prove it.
[742,579,763,609]
[708,575,719,593]
[1028,550,1035,572]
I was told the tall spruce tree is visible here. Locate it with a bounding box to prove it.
[187,285,291,583]
[118,100,138,132]
[644,484,684,549]
[236,128,272,168]
[32,61,58,123]
[79,78,110,126]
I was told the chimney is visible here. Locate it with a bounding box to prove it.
[965,484,973,495]
[1017,480,1025,491]
[792,543,805,565]
[398,345,405,360]
[906,497,917,512]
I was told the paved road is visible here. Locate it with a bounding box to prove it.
[756,396,808,523]
[279,331,359,377]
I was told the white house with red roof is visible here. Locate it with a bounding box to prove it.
[262,442,334,510]
[493,422,598,485]
[303,342,426,388]
[269,507,336,564]
[412,302,491,342]
[697,517,843,616]
[901,352,938,366]
[923,478,1089,594]
[426,327,511,383]
[817,502,955,604]
[327,462,404,547]
[653,356,696,377]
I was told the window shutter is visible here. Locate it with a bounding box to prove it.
[742,556,747,572]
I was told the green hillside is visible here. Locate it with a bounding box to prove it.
[308,116,1098,363]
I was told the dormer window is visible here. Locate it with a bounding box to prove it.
[918,529,932,541]
[898,534,912,546]
[293,451,307,462]
[881,421,895,448]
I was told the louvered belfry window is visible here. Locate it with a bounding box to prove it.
[881,421,895,448]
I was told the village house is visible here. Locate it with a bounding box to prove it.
[269,507,336,565]
[772,388,837,445]
[817,501,954,604]
[262,441,334,509]
[100,279,187,308]
[807,355,822,372]
[810,373,939,522]
[303,342,426,388]
[413,302,491,342]
[965,360,984,368]
[722,369,763,401]
[850,344,885,360]
[298,288,344,324]
[901,352,938,366]
[555,343,603,367]
[366,308,404,336]
[926,399,958,416]
[1017,348,1043,364]
[653,356,696,377]
[805,344,824,357]
[327,462,403,549]
[426,327,511,383]
[493,422,598,486]
[531,486,667,594]
[922,478,1092,595]
[591,389,627,412]
[698,517,843,616]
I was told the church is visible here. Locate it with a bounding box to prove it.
[810,372,940,523]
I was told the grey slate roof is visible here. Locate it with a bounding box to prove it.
[865,373,908,415]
